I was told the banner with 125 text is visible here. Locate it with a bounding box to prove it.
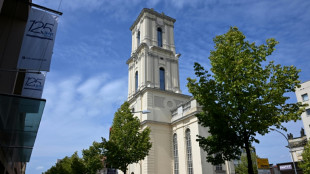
[17,8,58,71]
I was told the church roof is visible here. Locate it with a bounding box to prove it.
[130,8,176,31]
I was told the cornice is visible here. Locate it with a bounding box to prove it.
[127,44,176,64]
[147,53,178,63]
[126,43,148,64]
[171,97,195,110]
[141,120,171,126]
[289,137,308,148]
[143,15,174,28]
[149,46,174,56]
[130,8,176,31]
[171,112,199,125]
[128,87,191,104]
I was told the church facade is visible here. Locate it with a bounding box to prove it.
[126,8,235,174]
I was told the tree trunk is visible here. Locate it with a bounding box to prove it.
[122,166,127,174]
[244,140,254,174]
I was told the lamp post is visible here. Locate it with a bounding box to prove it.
[132,110,151,121]
[270,128,298,174]
[132,110,151,114]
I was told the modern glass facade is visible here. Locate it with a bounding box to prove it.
[0,94,46,162]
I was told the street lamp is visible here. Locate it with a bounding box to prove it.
[270,128,298,174]
[131,109,151,123]
[131,110,151,114]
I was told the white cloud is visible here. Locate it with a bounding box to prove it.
[43,72,127,120]
[77,74,109,97]
[32,72,127,165]
[36,166,44,170]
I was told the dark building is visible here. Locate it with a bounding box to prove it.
[0,0,61,173]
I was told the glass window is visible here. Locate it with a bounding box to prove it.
[137,31,140,46]
[215,164,222,171]
[173,134,179,174]
[135,71,138,92]
[160,68,165,90]
[302,93,309,102]
[306,109,310,116]
[157,28,162,47]
[186,129,193,174]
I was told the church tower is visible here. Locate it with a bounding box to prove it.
[126,8,236,174]
[127,8,190,123]
[126,8,191,174]
[127,8,182,97]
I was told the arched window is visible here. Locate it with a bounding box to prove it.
[135,71,138,92]
[137,31,140,46]
[159,67,165,90]
[173,134,179,174]
[186,129,193,174]
[157,28,162,47]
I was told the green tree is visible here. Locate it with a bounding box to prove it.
[300,141,310,173]
[43,153,77,174]
[71,152,86,174]
[187,27,305,174]
[43,142,104,174]
[235,152,258,174]
[82,141,105,174]
[102,101,152,174]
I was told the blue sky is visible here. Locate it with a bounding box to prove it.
[29,0,310,173]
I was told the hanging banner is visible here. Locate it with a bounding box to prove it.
[17,8,58,71]
[21,73,45,99]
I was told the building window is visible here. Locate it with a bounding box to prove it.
[137,31,140,46]
[302,93,309,102]
[159,67,165,90]
[157,27,162,47]
[215,164,222,171]
[306,109,310,116]
[135,71,138,92]
[186,129,193,174]
[173,134,179,174]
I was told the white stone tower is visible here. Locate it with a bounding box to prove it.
[126,8,191,174]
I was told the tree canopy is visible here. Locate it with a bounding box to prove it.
[82,141,105,174]
[43,141,104,174]
[300,141,310,173]
[102,101,152,174]
[43,152,83,174]
[187,27,304,174]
